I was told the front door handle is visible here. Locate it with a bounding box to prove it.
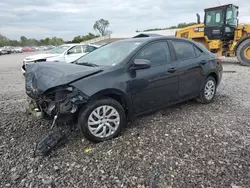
[167,67,177,73]
[200,60,207,65]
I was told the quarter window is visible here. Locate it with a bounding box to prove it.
[172,41,196,60]
[135,42,171,66]
[194,46,202,57]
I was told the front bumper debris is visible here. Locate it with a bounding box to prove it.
[26,96,44,119]
[33,128,67,157]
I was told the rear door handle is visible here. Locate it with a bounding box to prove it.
[167,67,177,73]
[200,60,207,65]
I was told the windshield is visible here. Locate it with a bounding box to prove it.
[205,9,224,26]
[49,45,69,54]
[226,6,238,26]
[75,41,142,66]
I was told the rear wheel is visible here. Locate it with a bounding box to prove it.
[198,76,217,104]
[236,39,250,66]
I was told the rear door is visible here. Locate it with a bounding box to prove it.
[170,40,206,100]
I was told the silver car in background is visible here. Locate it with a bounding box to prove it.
[21,43,100,74]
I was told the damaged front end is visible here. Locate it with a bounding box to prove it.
[24,61,104,156]
[26,85,89,157]
[24,61,102,123]
[26,85,88,124]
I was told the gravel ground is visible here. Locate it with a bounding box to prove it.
[0,53,250,188]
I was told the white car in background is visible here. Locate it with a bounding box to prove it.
[21,43,100,74]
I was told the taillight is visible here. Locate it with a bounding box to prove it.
[217,57,222,63]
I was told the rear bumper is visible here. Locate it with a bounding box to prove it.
[217,64,223,87]
[217,70,222,87]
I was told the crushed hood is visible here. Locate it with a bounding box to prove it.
[24,53,59,61]
[25,62,103,96]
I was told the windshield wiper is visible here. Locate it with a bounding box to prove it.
[76,61,99,67]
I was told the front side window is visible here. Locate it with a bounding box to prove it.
[49,45,69,54]
[205,9,223,26]
[135,42,171,66]
[172,40,196,60]
[68,46,82,54]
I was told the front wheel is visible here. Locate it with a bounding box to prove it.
[78,98,126,142]
[197,76,217,104]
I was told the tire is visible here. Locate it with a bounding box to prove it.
[198,76,217,104]
[236,39,250,66]
[78,98,126,142]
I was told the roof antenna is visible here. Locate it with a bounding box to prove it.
[217,0,221,5]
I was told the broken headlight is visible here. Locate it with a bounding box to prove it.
[42,86,87,116]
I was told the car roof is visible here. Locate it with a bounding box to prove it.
[133,33,163,38]
[62,43,81,46]
[116,36,193,44]
[61,43,100,47]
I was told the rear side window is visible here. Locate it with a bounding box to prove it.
[172,40,196,60]
[136,41,171,66]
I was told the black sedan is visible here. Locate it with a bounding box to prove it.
[25,36,223,142]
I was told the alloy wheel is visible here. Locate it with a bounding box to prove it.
[204,80,215,100]
[87,105,120,138]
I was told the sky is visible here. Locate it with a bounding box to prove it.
[0,0,249,40]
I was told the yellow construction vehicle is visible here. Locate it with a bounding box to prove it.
[175,4,250,66]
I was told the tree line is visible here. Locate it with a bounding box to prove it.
[136,22,197,32]
[0,19,111,47]
[0,33,101,47]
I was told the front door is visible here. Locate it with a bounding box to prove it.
[129,41,179,114]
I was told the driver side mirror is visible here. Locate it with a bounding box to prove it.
[130,59,151,71]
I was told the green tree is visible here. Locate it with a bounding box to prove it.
[93,19,110,36]
[44,38,50,45]
[137,22,198,32]
[0,34,10,47]
[72,36,82,43]
[9,40,19,46]
[20,36,27,46]
[82,33,99,41]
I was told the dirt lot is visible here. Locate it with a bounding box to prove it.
[0,53,250,188]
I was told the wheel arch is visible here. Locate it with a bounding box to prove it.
[207,72,218,85]
[88,89,133,120]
